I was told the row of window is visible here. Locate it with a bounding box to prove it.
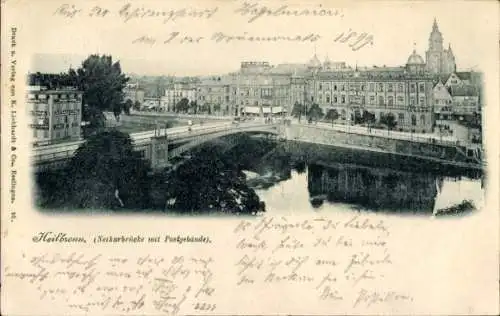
[309,95,427,106]
[28,93,82,101]
[314,82,427,93]
[32,102,80,112]
[33,128,80,139]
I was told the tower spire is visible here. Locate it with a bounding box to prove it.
[433,18,438,31]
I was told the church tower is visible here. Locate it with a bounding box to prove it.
[426,18,444,74]
[425,18,456,75]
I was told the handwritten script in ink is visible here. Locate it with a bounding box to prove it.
[4,253,216,315]
[233,215,414,309]
[51,2,374,52]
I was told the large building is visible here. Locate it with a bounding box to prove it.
[124,82,145,105]
[162,81,197,112]
[289,50,435,132]
[425,19,456,75]
[27,86,83,145]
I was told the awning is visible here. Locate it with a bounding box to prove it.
[243,106,286,114]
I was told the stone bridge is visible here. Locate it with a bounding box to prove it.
[32,122,281,172]
[32,120,483,173]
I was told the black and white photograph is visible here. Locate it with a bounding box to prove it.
[30,19,484,217]
[2,1,498,315]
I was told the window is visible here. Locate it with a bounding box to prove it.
[397,96,404,104]
[319,84,322,90]
[319,95,323,102]
[341,96,345,103]
[419,97,425,106]
[420,114,426,125]
[379,96,385,105]
[410,84,416,93]
[43,130,48,138]
[370,95,375,104]
[388,96,394,107]
[361,84,365,91]
[410,97,415,105]
[398,83,404,92]
[33,129,37,138]
[419,83,425,93]
[369,83,374,91]
[334,96,338,103]
[378,83,383,92]
[341,85,345,91]
[334,85,337,91]
[411,114,417,126]
[311,96,314,102]
[326,95,330,103]
[388,84,393,92]
[398,113,404,121]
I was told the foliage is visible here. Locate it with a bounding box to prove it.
[307,103,324,121]
[175,98,190,113]
[325,109,340,121]
[164,145,261,214]
[69,55,129,125]
[379,113,397,130]
[362,110,376,124]
[123,99,133,115]
[189,100,198,114]
[133,100,141,111]
[291,102,306,118]
[65,130,151,209]
[28,72,75,88]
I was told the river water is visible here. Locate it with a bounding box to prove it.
[241,141,484,217]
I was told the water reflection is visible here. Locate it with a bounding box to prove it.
[249,144,484,216]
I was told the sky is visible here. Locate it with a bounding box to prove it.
[9,0,497,76]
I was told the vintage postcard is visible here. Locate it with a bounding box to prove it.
[1,0,499,315]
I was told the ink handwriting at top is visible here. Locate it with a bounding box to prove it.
[53,3,220,23]
[235,1,344,24]
[4,253,216,315]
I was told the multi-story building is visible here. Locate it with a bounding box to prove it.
[425,19,456,75]
[289,50,435,132]
[231,63,291,117]
[450,85,480,115]
[27,86,83,145]
[162,81,197,111]
[433,80,453,115]
[124,82,145,105]
[197,76,232,115]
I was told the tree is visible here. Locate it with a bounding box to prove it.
[325,109,339,126]
[362,110,376,124]
[175,98,190,113]
[291,102,306,119]
[65,130,151,209]
[213,103,221,113]
[69,55,129,128]
[123,99,133,115]
[133,100,141,111]
[307,103,324,122]
[189,100,198,114]
[380,113,397,130]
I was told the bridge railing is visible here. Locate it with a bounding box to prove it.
[302,122,465,147]
[32,122,280,164]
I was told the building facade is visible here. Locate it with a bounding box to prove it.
[288,50,435,132]
[124,82,145,105]
[27,86,83,145]
[197,76,232,115]
[162,82,197,111]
